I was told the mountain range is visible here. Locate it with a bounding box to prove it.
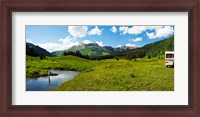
[51,43,137,56]
[26,34,174,58]
[26,42,137,57]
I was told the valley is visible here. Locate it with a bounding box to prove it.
[26,35,174,91]
[27,55,174,91]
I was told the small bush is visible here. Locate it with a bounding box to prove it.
[147,55,151,59]
[130,73,135,78]
[34,71,39,74]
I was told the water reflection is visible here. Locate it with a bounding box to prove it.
[26,70,79,91]
[48,76,51,84]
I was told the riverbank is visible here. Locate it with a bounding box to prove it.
[26,55,96,77]
[29,72,58,78]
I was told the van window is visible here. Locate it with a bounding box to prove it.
[166,54,174,58]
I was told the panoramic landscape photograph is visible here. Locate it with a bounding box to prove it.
[26,25,174,91]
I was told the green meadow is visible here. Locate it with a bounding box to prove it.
[26,55,174,91]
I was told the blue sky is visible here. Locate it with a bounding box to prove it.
[26,25,174,52]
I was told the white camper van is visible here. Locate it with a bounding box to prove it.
[165,51,174,67]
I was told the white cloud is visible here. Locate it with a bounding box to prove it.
[126,43,136,47]
[26,38,35,44]
[68,26,88,38]
[118,26,173,37]
[130,37,142,42]
[68,26,103,38]
[38,43,64,52]
[146,26,174,39]
[58,36,77,45]
[82,40,92,44]
[146,32,156,39]
[38,36,79,52]
[119,26,146,35]
[119,26,129,34]
[95,41,104,46]
[127,26,147,35]
[110,26,117,33]
[156,26,174,37]
[88,26,102,35]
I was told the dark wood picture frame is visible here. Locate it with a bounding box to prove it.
[0,0,199,116]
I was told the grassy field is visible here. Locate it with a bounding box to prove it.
[26,55,174,91]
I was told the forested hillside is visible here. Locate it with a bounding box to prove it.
[114,35,174,59]
[26,42,53,56]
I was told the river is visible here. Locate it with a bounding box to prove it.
[26,70,80,91]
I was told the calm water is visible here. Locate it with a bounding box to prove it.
[26,70,80,91]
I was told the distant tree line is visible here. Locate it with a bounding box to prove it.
[63,51,114,61]
[64,51,89,59]
[113,49,145,60]
[26,46,39,56]
[39,53,46,60]
[89,55,114,61]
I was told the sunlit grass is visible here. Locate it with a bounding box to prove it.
[26,55,174,91]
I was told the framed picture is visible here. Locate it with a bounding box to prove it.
[1,0,199,116]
